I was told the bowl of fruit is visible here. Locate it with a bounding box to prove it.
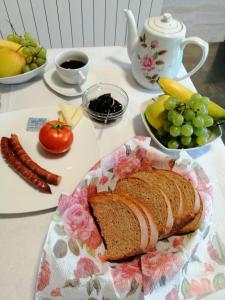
[0,32,47,84]
[141,78,223,152]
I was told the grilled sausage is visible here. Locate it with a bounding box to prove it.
[10,134,61,185]
[1,137,51,193]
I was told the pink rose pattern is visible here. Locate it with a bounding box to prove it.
[141,251,183,294]
[138,35,167,83]
[36,258,51,292]
[63,204,101,249]
[36,136,223,300]
[112,258,142,295]
[51,288,61,297]
[74,257,100,278]
[140,54,156,71]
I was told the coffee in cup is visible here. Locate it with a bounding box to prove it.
[55,50,89,85]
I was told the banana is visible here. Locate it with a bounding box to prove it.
[144,94,169,130]
[158,77,225,120]
[0,40,23,53]
[158,77,193,101]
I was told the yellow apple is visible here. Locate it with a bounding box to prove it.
[0,47,26,77]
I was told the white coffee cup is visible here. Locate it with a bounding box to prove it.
[54,50,89,85]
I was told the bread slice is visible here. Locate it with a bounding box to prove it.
[131,171,183,228]
[115,177,173,238]
[127,197,159,251]
[176,192,203,234]
[155,169,200,225]
[88,192,149,260]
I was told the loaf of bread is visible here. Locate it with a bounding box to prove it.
[88,169,203,261]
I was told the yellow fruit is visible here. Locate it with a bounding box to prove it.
[0,48,26,77]
[158,77,193,101]
[158,77,225,120]
[0,40,23,53]
[145,94,170,129]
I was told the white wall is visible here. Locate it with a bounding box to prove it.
[162,0,225,42]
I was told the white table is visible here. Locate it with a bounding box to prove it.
[1,47,225,300]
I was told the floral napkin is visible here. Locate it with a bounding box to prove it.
[35,136,225,300]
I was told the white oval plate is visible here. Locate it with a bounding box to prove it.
[140,100,222,154]
[0,63,46,84]
[43,67,98,97]
[0,106,100,213]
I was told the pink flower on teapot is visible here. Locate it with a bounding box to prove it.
[140,54,156,71]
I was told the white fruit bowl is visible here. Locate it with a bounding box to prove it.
[140,100,222,154]
[0,62,47,84]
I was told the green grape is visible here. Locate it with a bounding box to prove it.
[194,126,207,137]
[184,108,195,121]
[201,96,210,106]
[26,56,33,64]
[168,139,179,149]
[191,93,202,102]
[20,38,30,46]
[37,47,47,59]
[165,97,177,110]
[7,34,15,42]
[193,102,208,115]
[22,47,32,57]
[22,65,31,73]
[169,125,181,137]
[163,120,171,132]
[28,46,36,55]
[204,115,214,127]
[30,63,38,70]
[13,34,21,43]
[172,113,184,126]
[188,99,196,109]
[181,136,192,146]
[24,32,32,40]
[157,127,166,137]
[29,38,37,47]
[181,124,193,137]
[167,110,175,122]
[192,116,204,128]
[196,135,208,146]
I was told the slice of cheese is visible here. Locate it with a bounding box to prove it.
[71,106,83,128]
[59,104,83,128]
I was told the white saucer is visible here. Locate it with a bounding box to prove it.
[43,67,98,97]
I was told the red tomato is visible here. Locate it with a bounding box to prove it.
[39,120,74,154]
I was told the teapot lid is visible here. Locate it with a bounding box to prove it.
[148,13,185,37]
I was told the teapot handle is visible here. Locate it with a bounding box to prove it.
[175,37,209,81]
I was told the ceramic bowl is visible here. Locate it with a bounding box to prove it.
[140,100,222,154]
[0,62,47,84]
[82,82,129,123]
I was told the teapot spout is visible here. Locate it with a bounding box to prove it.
[124,9,138,60]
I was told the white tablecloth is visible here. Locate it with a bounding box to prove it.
[1,47,225,300]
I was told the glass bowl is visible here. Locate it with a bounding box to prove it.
[82,83,129,123]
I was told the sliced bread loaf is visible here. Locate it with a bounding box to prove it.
[127,196,159,251]
[176,192,203,234]
[88,192,149,261]
[130,170,183,228]
[115,177,173,238]
[155,169,200,225]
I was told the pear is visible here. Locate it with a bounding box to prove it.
[0,47,26,77]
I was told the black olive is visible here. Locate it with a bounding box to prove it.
[88,93,123,115]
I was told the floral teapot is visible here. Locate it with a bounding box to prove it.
[124,10,209,90]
